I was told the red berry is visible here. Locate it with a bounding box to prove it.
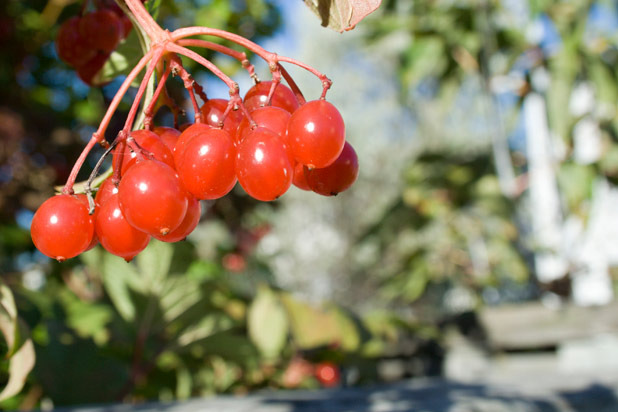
[222,253,246,272]
[173,123,212,166]
[287,100,345,168]
[95,192,150,261]
[94,176,119,207]
[292,162,311,191]
[76,51,111,86]
[75,194,99,251]
[31,194,94,261]
[315,362,340,388]
[199,99,244,136]
[79,10,124,53]
[176,128,237,200]
[152,126,181,152]
[56,17,97,67]
[118,160,188,237]
[236,106,291,145]
[243,81,299,113]
[113,130,175,174]
[304,141,358,196]
[236,128,293,201]
[153,195,201,242]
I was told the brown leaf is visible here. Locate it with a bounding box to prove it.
[303,0,381,32]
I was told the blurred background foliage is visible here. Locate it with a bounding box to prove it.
[2,0,618,409]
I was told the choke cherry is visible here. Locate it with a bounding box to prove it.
[79,10,124,53]
[31,194,95,261]
[236,127,293,201]
[236,106,291,145]
[200,99,244,136]
[56,17,97,67]
[153,195,201,242]
[113,130,175,174]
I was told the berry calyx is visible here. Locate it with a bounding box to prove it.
[118,160,188,236]
[153,195,201,242]
[235,127,293,201]
[287,100,345,168]
[304,141,358,196]
[31,194,95,261]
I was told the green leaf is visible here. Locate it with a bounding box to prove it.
[136,240,174,294]
[328,306,360,351]
[98,29,142,85]
[146,0,162,21]
[280,293,339,349]
[248,286,288,358]
[0,332,35,402]
[102,253,140,322]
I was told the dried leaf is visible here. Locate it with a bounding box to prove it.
[303,0,381,32]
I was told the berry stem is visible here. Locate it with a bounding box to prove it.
[278,63,307,105]
[171,28,331,95]
[169,56,203,123]
[143,59,173,130]
[123,0,165,42]
[176,38,257,80]
[85,139,120,213]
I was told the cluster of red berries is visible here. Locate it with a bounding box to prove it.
[56,0,134,85]
[31,80,358,262]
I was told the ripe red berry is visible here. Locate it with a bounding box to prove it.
[243,81,299,113]
[200,98,244,136]
[154,195,201,242]
[236,128,293,201]
[79,10,124,53]
[118,160,188,236]
[113,130,175,174]
[76,51,112,86]
[95,192,150,261]
[152,126,181,152]
[315,362,340,388]
[173,123,212,166]
[75,193,99,251]
[287,100,345,169]
[176,128,237,200]
[94,176,119,207]
[292,162,311,191]
[304,141,358,196]
[56,17,97,67]
[235,106,291,145]
[31,194,95,261]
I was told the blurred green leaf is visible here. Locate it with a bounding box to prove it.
[248,286,288,358]
[102,252,141,322]
[280,293,339,349]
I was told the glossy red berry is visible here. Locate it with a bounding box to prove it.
[31,194,94,261]
[287,100,345,169]
[173,123,212,166]
[152,126,181,152]
[304,141,358,196]
[236,128,293,201]
[56,17,97,67]
[75,194,99,251]
[113,130,175,174]
[153,195,201,242]
[235,106,291,145]
[94,176,119,207]
[176,128,237,200]
[95,192,150,261]
[243,81,299,113]
[199,99,244,136]
[76,51,111,86]
[79,10,124,53]
[292,162,311,191]
[315,362,340,388]
[118,160,188,237]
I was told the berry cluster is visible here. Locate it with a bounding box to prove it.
[56,0,135,85]
[31,0,359,263]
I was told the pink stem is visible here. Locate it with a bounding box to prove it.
[165,43,236,90]
[170,56,203,123]
[144,60,173,130]
[124,0,165,42]
[62,48,159,194]
[170,27,331,94]
[278,63,306,105]
[177,39,257,79]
